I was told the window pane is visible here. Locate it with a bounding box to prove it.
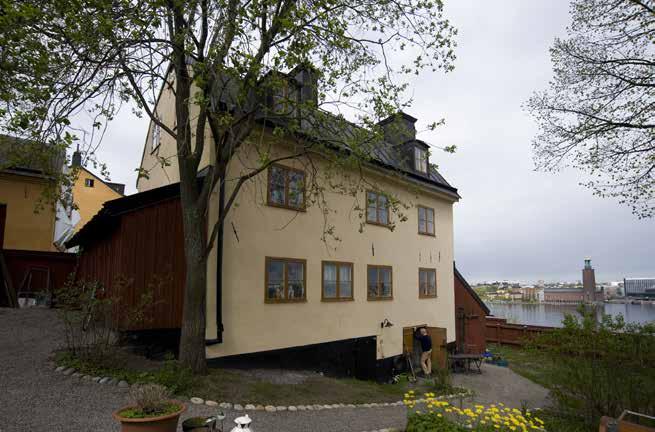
[367,192,377,222]
[380,268,391,297]
[378,195,388,225]
[427,209,434,223]
[267,260,284,300]
[323,263,337,298]
[427,221,434,234]
[288,171,304,208]
[368,267,378,297]
[339,265,353,298]
[418,207,426,233]
[287,261,304,299]
[428,271,437,295]
[269,166,286,205]
[415,147,427,172]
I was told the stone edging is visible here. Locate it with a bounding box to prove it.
[187,390,473,413]
[50,361,471,413]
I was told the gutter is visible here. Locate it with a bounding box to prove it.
[205,177,225,345]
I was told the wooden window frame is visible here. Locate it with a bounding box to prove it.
[414,146,428,173]
[417,205,435,236]
[265,257,307,304]
[418,267,437,298]
[321,261,354,302]
[267,163,307,211]
[365,190,390,227]
[367,265,393,301]
[84,178,95,188]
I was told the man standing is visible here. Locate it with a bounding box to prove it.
[417,327,432,377]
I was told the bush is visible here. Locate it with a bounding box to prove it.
[528,306,655,428]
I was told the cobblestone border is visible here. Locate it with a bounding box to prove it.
[188,390,473,413]
[51,361,472,412]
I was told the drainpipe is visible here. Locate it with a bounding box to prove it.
[206,177,225,345]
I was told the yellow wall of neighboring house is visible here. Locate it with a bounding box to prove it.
[72,167,123,231]
[0,172,57,251]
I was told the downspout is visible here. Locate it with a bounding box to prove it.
[206,177,225,345]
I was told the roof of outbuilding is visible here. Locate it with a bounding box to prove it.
[454,264,491,315]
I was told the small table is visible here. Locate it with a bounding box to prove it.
[449,353,484,374]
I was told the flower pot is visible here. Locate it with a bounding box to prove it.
[112,401,186,432]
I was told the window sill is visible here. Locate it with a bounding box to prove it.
[418,231,436,237]
[367,296,394,301]
[265,298,308,304]
[366,220,392,229]
[419,294,438,299]
[321,297,355,302]
[266,201,307,212]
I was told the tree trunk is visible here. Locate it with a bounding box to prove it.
[178,201,208,374]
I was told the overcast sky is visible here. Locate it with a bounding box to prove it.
[92,0,655,284]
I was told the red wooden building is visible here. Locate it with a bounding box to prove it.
[66,182,186,330]
[454,265,490,354]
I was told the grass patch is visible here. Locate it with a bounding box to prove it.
[55,350,465,405]
[188,369,443,405]
[486,344,553,389]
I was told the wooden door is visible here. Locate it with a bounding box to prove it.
[0,204,6,250]
[427,327,447,369]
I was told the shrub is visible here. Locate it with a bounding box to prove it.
[118,384,181,419]
[528,306,655,428]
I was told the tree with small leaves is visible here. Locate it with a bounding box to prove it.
[526,0,655,218]
[0,0,457,373]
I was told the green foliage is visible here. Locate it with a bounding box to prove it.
[118,403,180,419]
[528,306,655,429]
[55,351,196,395]
[407,412,466,432]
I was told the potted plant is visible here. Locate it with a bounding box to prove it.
[113,384,186,432]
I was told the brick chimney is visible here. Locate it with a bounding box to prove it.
[71,149,82,167]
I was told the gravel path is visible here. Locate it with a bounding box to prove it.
[0,307,550,431]
[452,363,551,410]
[0,308,406,432]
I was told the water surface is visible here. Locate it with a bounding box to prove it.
[488,302,655,327]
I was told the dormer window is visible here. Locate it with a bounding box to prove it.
[414,146,428,173]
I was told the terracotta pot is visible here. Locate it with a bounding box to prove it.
[112,401,186,432]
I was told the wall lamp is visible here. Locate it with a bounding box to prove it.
[380,318,394,328]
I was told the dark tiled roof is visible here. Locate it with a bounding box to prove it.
[0,134,65,177]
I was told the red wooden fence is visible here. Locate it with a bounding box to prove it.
[0,249,77,307]
[485,316,553,346]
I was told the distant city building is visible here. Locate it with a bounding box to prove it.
[543,288,585,303]
[624,278,655,298]
[544,258,603,303]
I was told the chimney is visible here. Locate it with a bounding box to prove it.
[377,112,417,146]
[71,149,82,167]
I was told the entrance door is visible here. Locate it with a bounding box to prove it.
[427,327,447,369]
[403,325,448,371]
[0,204,6,249]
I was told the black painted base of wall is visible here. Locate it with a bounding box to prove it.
[208,336,401,383]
